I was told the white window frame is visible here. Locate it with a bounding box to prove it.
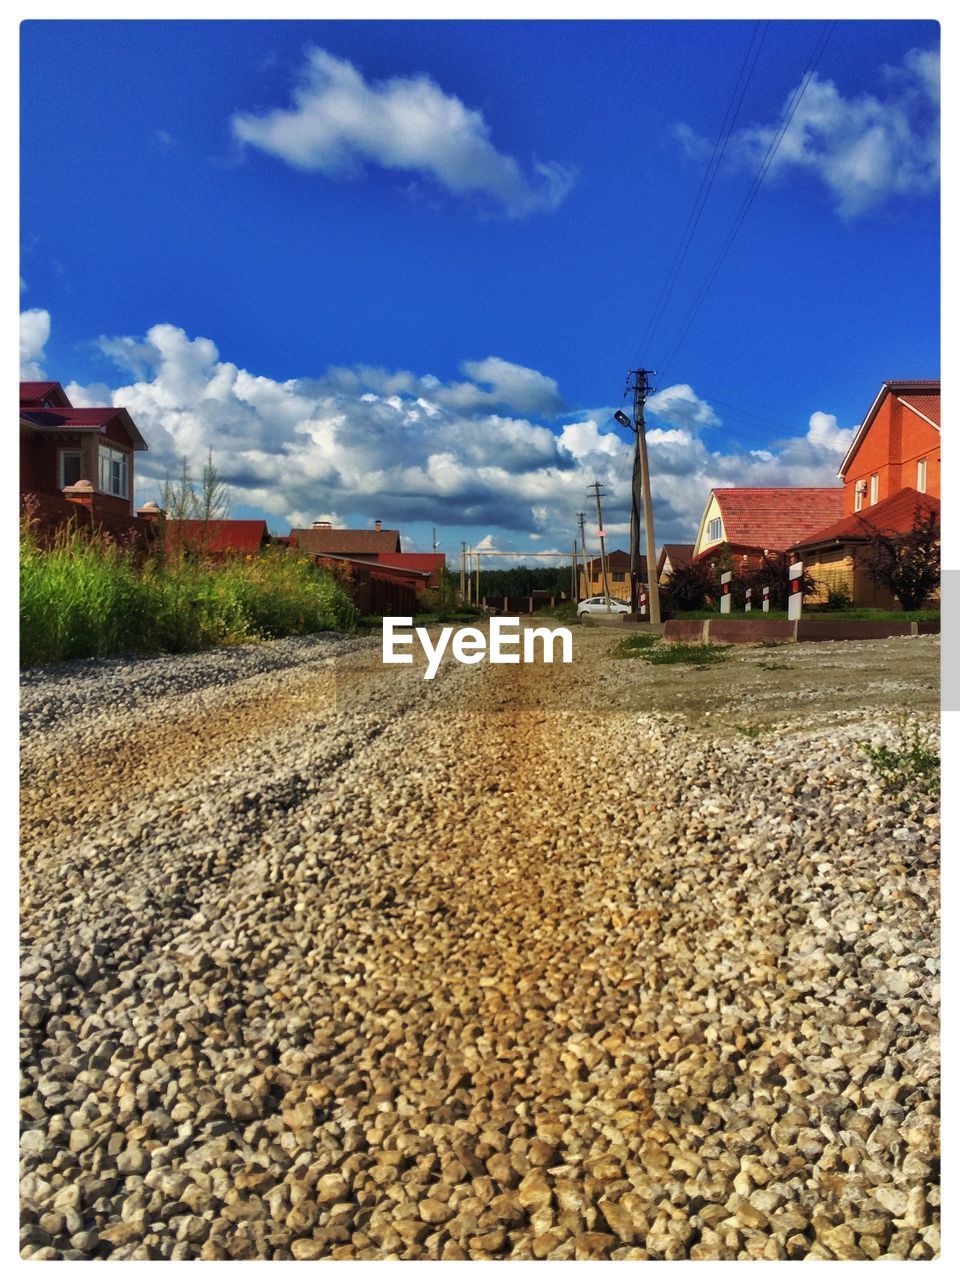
[869,473,879,506]
[98,445,129,499]
[854,482,864,512]
[917,458,927,494]
[708,517,722,543]
[58,448,82,489]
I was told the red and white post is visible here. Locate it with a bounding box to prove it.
[762,585,770,613]
[720,571,732,615]
[788,561,804,622]
[745,587,752,613]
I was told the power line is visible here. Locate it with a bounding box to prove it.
[655,20,837,381]
[635,20,768,365]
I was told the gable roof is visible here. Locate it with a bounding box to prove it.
[699,487,845,556]
[290,526,402,555]
[790,488,939,551]
[657,543,694,575]
[20,381,71,408]
[165,520,269,554]
[20,404,148,450]
[584,549,646,571]
[839,379,940,478]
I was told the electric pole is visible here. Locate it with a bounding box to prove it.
[577,512,589,600]
[460,542,466,602]
[432,527,439,552]
[587,481,611,600]
[570,541,577,602]
[619,370,661,625]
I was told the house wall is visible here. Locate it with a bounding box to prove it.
[693,493,725,558]
[801,543,902,610]
[20,428,136,514]
[843,396,940,516]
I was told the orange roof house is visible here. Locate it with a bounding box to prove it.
[692,488,845,565]
[838,379,939,516]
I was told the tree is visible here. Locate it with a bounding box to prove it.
[742,552,816,610]
[196,449,231,525]
[160,457,197,523]
[863,508,940,611]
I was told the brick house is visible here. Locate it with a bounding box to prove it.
[790,488,939,608]
[836,379,940,516]
[790,378,940,606]
[20,381,155,542]
[691,488,845,569]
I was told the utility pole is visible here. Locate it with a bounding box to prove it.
[619,370,661,625]
[587,481,611,600]
[432,527,439,552]
[475,551,481,608]
[577,512,589,600]
[460,542,466,602]
[570,541,577,602]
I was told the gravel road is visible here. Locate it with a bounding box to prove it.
[20,629,940,1259]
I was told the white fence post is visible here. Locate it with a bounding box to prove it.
[788,561,804,622]
[762,585,770,613]
[720,571,732,615]
[745,587,752,613]
[638,588,648,618]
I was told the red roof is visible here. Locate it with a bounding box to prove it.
[790,488,939,550]
[376,552,446,575]
[899,393,940,427]
[290,527,402,555]
[20,404,148,450]
[165,520,269,554]
[700,488,845,556]
[20,381,70,408]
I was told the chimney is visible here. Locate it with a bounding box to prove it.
[313,519,332,529]
[374,520,382,532]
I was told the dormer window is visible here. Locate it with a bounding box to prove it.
[708,517,722,543]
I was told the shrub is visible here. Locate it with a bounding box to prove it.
[863,508,940,612]
[20,519,356,665]
[662,559,715,611]
[824,581,854,611]
[859,721,939,798]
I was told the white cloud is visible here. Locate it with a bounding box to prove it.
[679,47,939,217]
[20,308,50,379]
[55,317,853,547]
[231,47,575,217]
[646,382,720,430]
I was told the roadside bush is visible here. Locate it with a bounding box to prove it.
[662,559,715,611]
[20,519,356,665]
[824,581,853,611]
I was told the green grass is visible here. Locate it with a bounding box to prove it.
[644,642,730,667]
[612,633,661,657]
[20,521,357,665]
[859,722,940,798]
[734,723,768,738]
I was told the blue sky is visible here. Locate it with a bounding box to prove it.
[20,19,939,555]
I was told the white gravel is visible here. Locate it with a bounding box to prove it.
[20,630,940,1259]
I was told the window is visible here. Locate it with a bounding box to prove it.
[870,473,879,506]
[917,458,927,494]
[854,481,864,512]
[98,445,129,498]
[612,571,625,582]
[708,517,722,542]
[592,570,600,582]
[59,449,82,489]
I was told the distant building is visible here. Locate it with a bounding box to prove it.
[164,519,271,557]
[289,520,445,590]
[579,549,648,602]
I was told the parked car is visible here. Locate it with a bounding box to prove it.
[577,595,631,617]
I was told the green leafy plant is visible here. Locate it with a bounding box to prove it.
[641,642,730,667]
[859,722,940,797]
[612,633,662,657]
